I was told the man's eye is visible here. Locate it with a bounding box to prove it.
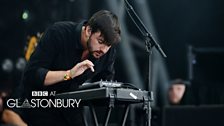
[98,40,103,44]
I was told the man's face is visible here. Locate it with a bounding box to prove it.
[87,31,111,59]
[168,84,186,104]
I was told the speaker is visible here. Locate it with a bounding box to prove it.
[162,105,224,126]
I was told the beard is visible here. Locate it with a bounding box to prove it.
[87,38,104,59]
[87,38,93,54]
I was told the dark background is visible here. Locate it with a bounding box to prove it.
[0,0,224,126]
[0,0,224,106]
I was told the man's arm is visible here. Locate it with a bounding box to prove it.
[24,23,95,87]
[23,23,96,88]
[1,109,27,126]
[44,60,95,86]
[44,71,67,86]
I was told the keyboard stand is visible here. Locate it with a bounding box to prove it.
[56,87,152,126]
[81,95,150,126]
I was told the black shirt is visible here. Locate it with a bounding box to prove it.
[21,21,116,98]
[8,21,118,126]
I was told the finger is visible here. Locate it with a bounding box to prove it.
[89,66,95,72]
[84,63,95,72]
[83,60,95,71]
[83,60,94,67]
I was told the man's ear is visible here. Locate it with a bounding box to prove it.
[86,26,92,37]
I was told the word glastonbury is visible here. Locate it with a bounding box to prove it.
[7,98,81,108]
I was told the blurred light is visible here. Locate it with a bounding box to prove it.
[16,57,26,71]
[22,10,29,20]
[1,59,13,73]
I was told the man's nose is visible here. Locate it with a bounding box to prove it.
[100,45,110,54]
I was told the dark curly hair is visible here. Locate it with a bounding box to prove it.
[87,10,121,46]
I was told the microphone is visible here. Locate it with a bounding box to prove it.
[124,0,167,58]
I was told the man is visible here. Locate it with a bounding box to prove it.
[168,79,195,105]
[16,10,121,126]
[168,79,186,105]
[1,91,27,126]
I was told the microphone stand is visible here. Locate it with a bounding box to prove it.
[124,0,167,126]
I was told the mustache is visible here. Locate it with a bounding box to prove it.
[94,51,104,55]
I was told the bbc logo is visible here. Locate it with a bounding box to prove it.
[32,91,48,96]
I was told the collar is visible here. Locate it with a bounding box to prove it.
[75,20,87,50]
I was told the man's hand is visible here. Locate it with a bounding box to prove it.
[44,60,95,86]
[70,60,95,78]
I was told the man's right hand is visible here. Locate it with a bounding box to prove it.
[70,60,95,78]
[44,60,94,86]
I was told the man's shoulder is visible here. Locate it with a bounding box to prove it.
[52,20,86,28]
[48,20,85,35]
[54,21,76,26]
[51,21,78,30]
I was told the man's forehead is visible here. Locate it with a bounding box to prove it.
[92,31,101,37]
[92,31,111,45]
[98,34,105,40]
[94,32,107,42]
[172,84,185,88]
